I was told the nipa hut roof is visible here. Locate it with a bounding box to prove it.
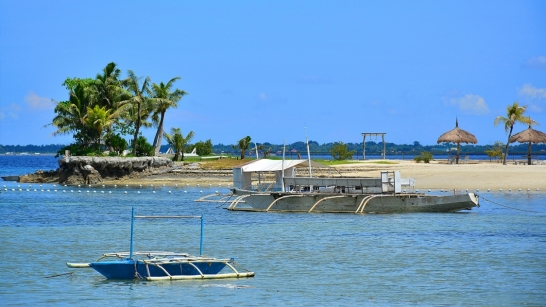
[509,126,546,144]
[437,119,478,144]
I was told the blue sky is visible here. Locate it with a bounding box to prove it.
[1,0,545,146]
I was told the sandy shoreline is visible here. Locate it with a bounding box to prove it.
[102,160,546,191]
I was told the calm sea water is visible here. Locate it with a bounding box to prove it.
[1,156,545,306]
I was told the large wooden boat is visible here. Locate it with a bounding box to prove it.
[225,160,479,213]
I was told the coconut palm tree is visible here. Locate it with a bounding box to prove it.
[85,105,117,150]
[233,136,252,159]
[494,102,531,165]
[50,83,92,146]
[121,70,154,156]
[150,77,187,155]
[163,128,195,161]
[92,62,123,108]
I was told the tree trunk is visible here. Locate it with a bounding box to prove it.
[153,111,165,156]
[455,143,461,164]
[527,142,531,165]
[132,102,141,156]
[502,126,513,165]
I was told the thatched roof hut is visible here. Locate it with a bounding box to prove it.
[437,118,478,164]
[509,124,546,165]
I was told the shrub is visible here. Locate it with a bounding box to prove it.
[329,141,355,160]
[414,151,433,163]
[132,136,154,157]
[193,139,213,156]
[56,143,99,157]
[105,133,128,155]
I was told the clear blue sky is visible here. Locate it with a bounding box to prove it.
[1,0,545,146]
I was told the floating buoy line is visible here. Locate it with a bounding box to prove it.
[1,183,233,195]
[0,184,542,198]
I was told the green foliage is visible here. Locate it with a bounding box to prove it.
[484,141,504,162]
[494,102,531,165]
[258,144,272,158]
[193,139,213,156]
[150,77,187,155]
[163,128,195,161]
[105,133,128,155]
[414,151,433,163]
[56,143,99,157]
[233,136,252,159]
[132,135,154,157]
[329,141,355,160]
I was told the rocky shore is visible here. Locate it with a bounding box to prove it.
[18,156,174,185]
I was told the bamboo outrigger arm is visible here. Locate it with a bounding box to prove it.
[308,195,346,213]
[227,195,252,210]
[356,195,382,213]
[266,194,303,212]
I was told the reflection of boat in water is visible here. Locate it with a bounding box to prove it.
[66,209,255,281]
[224,159,479,214]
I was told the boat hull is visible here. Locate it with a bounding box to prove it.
[90,259,228,280]
[229,190,479,213]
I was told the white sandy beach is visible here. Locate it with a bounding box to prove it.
[105,159,546,191]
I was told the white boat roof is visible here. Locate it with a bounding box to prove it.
[237,159,328,172]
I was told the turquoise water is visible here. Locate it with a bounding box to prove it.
[1,156,545,306]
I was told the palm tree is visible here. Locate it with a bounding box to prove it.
[121,70,154,156]
[92,62,123,108]
[232,136,252,159]
[50,83,92,146]
[150,77,187,155]
[85,105,116,149]
[494,102,531,165]
[163,128,195,161]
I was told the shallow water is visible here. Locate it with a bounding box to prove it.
[1,156,545,306]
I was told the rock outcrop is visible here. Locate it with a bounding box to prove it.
[18,156,173,185]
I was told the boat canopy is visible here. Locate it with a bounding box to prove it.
[233,159,329,191]
[237,159,328,172]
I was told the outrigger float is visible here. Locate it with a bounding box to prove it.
[66,208,255,281]
[204,159,479,213]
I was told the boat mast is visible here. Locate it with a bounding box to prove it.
[305,127,312,177]
[281,140,286,192]
[129,207,135,259]
[255,143,261,190]
[200,214,204,256]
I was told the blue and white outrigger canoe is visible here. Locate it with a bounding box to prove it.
[67,208,255,281]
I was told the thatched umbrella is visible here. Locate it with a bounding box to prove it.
[509,123,546,165]
[437,118,478,164]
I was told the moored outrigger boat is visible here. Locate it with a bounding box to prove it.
[66,209,255,281]
[222,158,479,213]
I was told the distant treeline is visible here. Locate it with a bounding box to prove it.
[2,141,545,156]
